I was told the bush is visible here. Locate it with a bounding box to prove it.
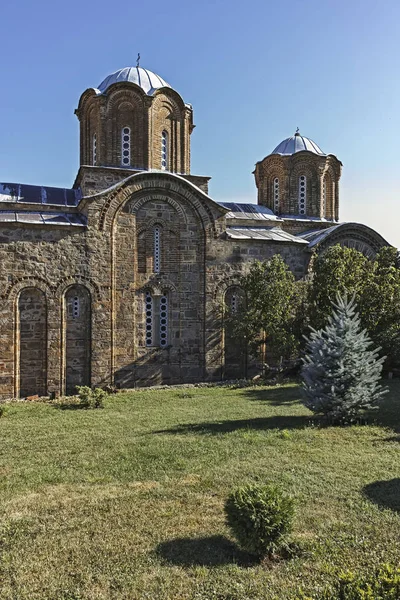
[0,404,6,418]
[76,386,106,409]
[336,565,400,599]
[224,483,294,558]
[296,564,400,599]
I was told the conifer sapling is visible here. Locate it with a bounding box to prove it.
[301,294,387,424]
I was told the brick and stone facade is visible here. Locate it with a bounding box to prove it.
[0,65,390,399]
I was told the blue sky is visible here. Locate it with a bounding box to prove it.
[1,0,399,246]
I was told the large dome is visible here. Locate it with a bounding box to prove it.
[272,131,325,156]
[97,66,172,95]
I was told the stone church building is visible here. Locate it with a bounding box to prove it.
[0,64,389,399]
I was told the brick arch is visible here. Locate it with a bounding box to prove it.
[136,217,180,237]
[55,276,101,302]
[137,278,178,296]
[105,87,146,111]
[310,223,389,259]
[129,194,188,225]
[99,173,217,238]
[4,277,52,301]
[76,88,100,114]
[214,276,245,303]
[152,88,186,114]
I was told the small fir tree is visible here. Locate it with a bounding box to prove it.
[301,295,387,424]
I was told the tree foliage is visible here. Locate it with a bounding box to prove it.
[302,294,387,424]
[310,245,400,369]
[228,255,299,363]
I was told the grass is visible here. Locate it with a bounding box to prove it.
[0,382,399,599]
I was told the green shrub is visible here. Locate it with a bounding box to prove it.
[337,565,400,599]
[0,404,6,418]
[295,564,400,599]
[76,386,106,409]
[224,483,294,558]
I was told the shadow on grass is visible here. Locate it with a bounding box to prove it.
[52,402,103,411]
[240,385,302,406]
[363,479,400,512]
[52,403,86,411]
[153,415,315,435]
[156,535,256,567]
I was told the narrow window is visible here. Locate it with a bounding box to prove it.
[72,296,80,318]
[121,127,131,166]
[298,175,307,215]
[159,293,168,347]
[161,130,168,170]
[145,291,153,347]
[154,227,161,273]
[322,179,326,217]
[231,294,237,314]
[273,177,280,212]
[92,134,97,166]
[144,290,169,348]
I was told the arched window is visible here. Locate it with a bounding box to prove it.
[322,178,326,217]
[145,291,153,347]
[298,175,307,215]
[161,130,168,170]
[144,290,169,348]
[92,134,97,166]
[159,293,168,347]
[273,177,280,212]
[121,127,131,166]
[154,226,161,273]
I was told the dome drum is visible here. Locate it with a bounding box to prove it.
[76,65,193,175]
[255,132,342,222]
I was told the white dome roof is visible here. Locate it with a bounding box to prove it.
[272,131,325,156]
[97,66,172,95]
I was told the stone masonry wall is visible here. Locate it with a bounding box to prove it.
[0,173,314,400]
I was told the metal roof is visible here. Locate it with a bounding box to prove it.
[226,226,308,243]
[0,211,86,226]
[272,132,325,156]
[97,66,172,96]
[0,183,81,207]
[218,202,281,221]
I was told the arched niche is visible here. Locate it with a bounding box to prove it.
[64,285,91,394]
[18,288,47,398]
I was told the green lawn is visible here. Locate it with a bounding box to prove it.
[0,382,399,599]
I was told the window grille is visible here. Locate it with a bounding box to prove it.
[92,134,97,166]
[298,176,307,215]
[121,127,131,166]
[144,291,169,347]
[273,177,280,212]
[322,179,326,217]
[159,294,168,347]
[154,227,161,273]
[161,130,168,170]
[145,291,153,347]
[72,296,80,318]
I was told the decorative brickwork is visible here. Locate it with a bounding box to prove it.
[0,66,390,399]
[254,152,342,220]
[75,84,193,175]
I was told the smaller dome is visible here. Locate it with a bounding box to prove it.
[272,131,325,156]
[97,66,172,95]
